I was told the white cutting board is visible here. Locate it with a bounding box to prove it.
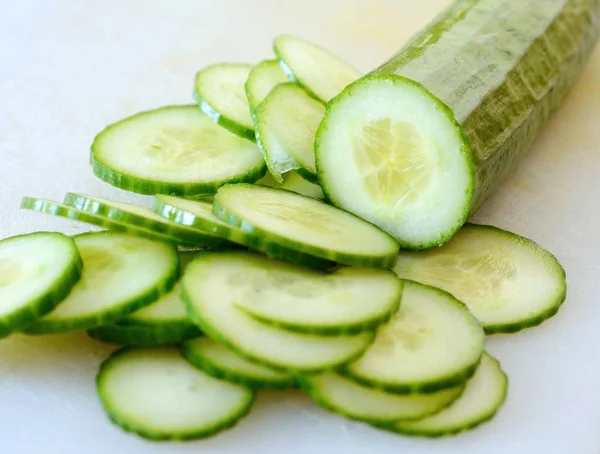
[1,1,600,453]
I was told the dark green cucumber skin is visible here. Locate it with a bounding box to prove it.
[88,323,200,346]
[372,0,600,211]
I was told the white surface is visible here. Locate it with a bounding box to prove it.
[1,0,600,453]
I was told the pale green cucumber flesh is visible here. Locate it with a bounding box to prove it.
[245,59,289,111]
[0,232,82,338]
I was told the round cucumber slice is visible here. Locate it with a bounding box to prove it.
[96,347,254,440]
[193,63,255,140]
[0,232,82,338]
[245,59,289,111]
[341,281,485,393]
[315,75,474,249]
[64,192,227,248]
[182,252,375,372]
[254,83,324,182]
[394,223,567,334]
[25,232,180,334]
[273,34,361,103]
[299,371,463,425]
[257,170,324,199]
[88,323,200,346]
[213,184,399,268]
[181,337,296,389]
[91,105,265,196]
[383,352,508,437]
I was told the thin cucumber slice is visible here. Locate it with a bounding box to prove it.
[91,105,265,195]
[97,347,254,440]
[181,337,296,389]
[299,371,463,425]
[257,170,324,199]
[383,352,508,437]
[341,281,485,393]
[120,282,188,326]
[154,195,332,269]
[193,63,255,140]
[226,255,402,335]
[24,232,179,334]
[245,59,289,111]
[182,252,375,372]
[213,184,399,268]
[394,224,567,334]
[0,232,82,338]
[254,83,323,183]
[21,197,193,246]
[88,323,200,346]
[64,192,227,248]
[273,34,361,103]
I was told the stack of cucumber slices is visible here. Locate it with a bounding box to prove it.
[6,0,595,441]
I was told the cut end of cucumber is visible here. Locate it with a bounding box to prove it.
[316,75,475,249]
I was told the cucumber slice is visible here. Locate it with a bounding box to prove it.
[394,224,567,334]
[181,337,296,389]
[213,184,399,268]
[88,323,200,346]
[91,105,265,195]
[193,63,255,140]
[120,282,188,326]
[245,59,289,110]
[154,195,332,269]
[182,252,375,372]
[24,232,179,334]
[299,371,463,425]
[383,352,508,437]
[316,0,600,249]
[273,34,361,103]
[0,232,82,338]
[97,347,254,440]
[257,170,324,199]
[254,83,324,182]
[225,256,402,335]
[64,192,227,248]
[21,197,193,246]
[341,281,485,393]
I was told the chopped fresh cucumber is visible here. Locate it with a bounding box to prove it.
[316,0,600,249]
[394,223,567,334]
[341,281,485,393]
[299,371,463,425]
[88,322,200,346]
[181,337,296,389]
[224,254,402,335]
[245,59,289,111]
[96,347,254,440]
[91,105,265,196]
[24,232,179,334]
[182,252,375,372]
[64,192,227,248]
[193,63,255,140]
[154,195,332,269]
[254,83,324,182]
[0,232,82,338]
[213,184,399,268]
[383,352,508,437]
[273,34,361,103]
[257,170,324,199]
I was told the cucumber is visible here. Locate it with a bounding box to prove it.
[96,347,254,440]
[181,337,296,389]
[64,192,227,248]
[316,0,600,249]
[245,59,289,111]
[213,184,399,268]
[153,195,332,269]
[24,232,179,334]
[88,322,200,346]
[254,83,324,182]
[394,224,567,333]
[341,281,485,394]
[273,34,361,103]
[91,105,265,195]
[258,170,324,199]
[299,371,463,425]
[194,63,255,140]
[182,252,375,372]
[226,255,402,335]
[382,352,508,437]
[0,232,82,338]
